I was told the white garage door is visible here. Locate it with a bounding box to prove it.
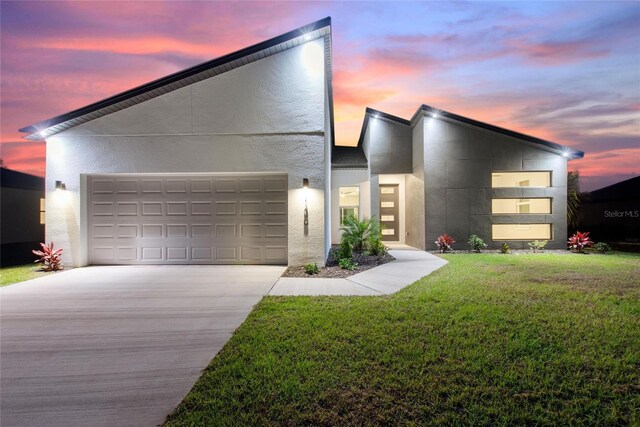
[87,174,288,265]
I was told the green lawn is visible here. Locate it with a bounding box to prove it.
[167,253,640,426]
[0,264,49,287]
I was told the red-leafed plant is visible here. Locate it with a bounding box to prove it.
[435,234,455,253]
[32,242,64,271]
[567,231,593,253]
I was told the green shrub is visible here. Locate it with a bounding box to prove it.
[592,242,611,254]
[337,239,353,260]
[528,240,548,253]
[304,263,319,275]
[338,258,357,270]
[500,243,510,254]
[340,216,380,252]
[468,235,488,253]
[366,222,387,256]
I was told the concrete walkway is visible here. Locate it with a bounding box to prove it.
[269,246,447,296]
[0,265,284,427]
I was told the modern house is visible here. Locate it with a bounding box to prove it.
[1,168,45,266]
[332,106,583,250]
[20,18,583,267]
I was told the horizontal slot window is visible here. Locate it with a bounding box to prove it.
[492,172,551,188]
[492,198,551,214]
[492,224,551,240]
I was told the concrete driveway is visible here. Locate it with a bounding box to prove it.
[0,265,285,427]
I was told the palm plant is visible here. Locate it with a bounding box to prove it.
[340,215,375,252]
[567,171,581,229]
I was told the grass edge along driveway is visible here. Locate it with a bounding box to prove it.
[0,264,51,287]
[166,252,639,426]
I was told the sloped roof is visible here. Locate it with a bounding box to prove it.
[21,17,333,141]
[1,167,44,191]
[355,104,585,160]
[588,175,640,202]
[331,145,368,169]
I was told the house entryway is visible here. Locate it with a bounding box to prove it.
[379,184,399,241]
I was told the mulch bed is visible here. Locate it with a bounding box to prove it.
[282,245,395,278]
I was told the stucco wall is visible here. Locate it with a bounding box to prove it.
[330,169,370,244]
[44,39,329,266]
[420,113,568,250]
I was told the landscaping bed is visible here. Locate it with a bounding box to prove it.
[281,245,395,278]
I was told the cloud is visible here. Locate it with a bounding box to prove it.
[509,39,610,65]
[1,0,638,186]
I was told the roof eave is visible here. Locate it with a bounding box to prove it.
[20,17,332,140]
[417,104,585,160]
[354,107,410,148]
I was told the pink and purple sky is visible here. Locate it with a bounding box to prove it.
[1,1,638,191]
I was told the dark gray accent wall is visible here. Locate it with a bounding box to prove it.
[419,113,568,250]
[363,118,412,175]
[1,169,45,266]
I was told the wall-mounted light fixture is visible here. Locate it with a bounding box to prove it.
[55,180,66,191]
[303,178,309,226]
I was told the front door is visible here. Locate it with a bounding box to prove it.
[379,184,399,242]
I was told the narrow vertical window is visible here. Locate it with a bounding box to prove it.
[339,186,359,224]
[39,198,46,225]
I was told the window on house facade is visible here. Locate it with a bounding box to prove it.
[491,172,551,188]
[339,186,359,224]
[492,198,552,214]
[492,224,552,240]
[39,198,46,225]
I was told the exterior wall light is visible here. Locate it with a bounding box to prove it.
[55,180,66,191]
[303,178,309,226]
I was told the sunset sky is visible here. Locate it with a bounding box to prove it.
[1,1,638,191]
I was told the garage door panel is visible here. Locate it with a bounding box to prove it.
[88,174,287,265]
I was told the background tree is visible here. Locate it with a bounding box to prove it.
[567,171,581,230]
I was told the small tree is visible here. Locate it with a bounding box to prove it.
[567,171,582,230]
